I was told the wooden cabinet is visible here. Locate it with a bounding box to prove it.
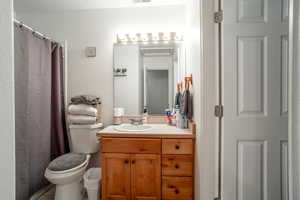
[161,139,194,200]
[162,177,193,200]
[162,139,193,154]
[102,153,131,200]
[131,154,161,200]
[102,138,161,154]
[101,137,194,200]
[162,155,193,177]
[102,138,162,200]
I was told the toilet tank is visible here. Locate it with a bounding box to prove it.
[69,123,103,154]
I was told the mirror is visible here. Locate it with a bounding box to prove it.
[113,42,186,116]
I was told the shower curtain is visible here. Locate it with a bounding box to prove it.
[15,24,69,200]
[51,44,70,160]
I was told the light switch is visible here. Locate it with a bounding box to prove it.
[85,47,96,57]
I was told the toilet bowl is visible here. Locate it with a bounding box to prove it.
[45,154,91,200]
[45,123,102,200]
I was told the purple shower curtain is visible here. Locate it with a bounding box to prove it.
[15,25,52,200]
[51,44,70,160]
[15,24,69,200]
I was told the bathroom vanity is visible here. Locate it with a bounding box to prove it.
[97,124,195,200]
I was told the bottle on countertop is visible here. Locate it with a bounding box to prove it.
[165,109,173,125]
[143,106,148,123]
[175,106,181,128]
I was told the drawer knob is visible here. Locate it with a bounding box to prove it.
[175,189,180,194]
[132,160,136,164]
[175,145,180,150]
[124,160,129,164]
[168,185,175,189]
[175,164,180,169]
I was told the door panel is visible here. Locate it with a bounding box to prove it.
[237,0,267,23]
[281,141,289,200]
[222,0,289,199]
[102,153,131,200]
[281,35,289,115]
[131,154,161,200]
[237,36,267,116]
[237,141,267,200]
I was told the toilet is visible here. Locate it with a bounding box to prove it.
[45,123,103,200]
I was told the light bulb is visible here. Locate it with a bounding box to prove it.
[129,33,137,42]
[152,33,159,41]
[163,32,170,41]
[141,33,148,41]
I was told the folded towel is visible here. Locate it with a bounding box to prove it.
[68,104,98,117]
[68,115,97,125]
[71,95,101,105]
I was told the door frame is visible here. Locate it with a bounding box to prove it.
[288,0,295,199]
[0,0,15,199]
[194,0,219,199]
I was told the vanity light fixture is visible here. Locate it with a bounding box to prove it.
[116,32,184,44]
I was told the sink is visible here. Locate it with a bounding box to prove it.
[114,124,152,132]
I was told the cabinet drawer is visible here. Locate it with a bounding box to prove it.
[102,138,161,154]
[162,139,193,154]
[162,155,193,176]
[162,177,193,200]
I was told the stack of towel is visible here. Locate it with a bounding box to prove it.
[68,95,101,125]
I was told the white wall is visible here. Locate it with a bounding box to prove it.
[0,0,15,199]
[186,0,218,200]
[16,5,186,125]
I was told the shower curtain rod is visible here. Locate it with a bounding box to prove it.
[14,19,62,45]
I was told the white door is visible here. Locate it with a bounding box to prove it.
[222,0,289,200]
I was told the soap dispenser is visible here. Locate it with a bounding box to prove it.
[143,106,148,123]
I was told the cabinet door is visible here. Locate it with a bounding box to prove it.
[131,154,161,200]
[102,153,131,200]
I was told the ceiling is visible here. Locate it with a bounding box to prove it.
[14,0,186,12]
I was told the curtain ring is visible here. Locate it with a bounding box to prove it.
[19,21,23,28]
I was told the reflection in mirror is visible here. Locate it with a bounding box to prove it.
[113,42,186,116]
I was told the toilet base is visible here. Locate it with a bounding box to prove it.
[55,179,83,200]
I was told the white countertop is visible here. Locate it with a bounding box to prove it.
[97,123,194,138]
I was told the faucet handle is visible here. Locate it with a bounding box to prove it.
[129,118,144,125]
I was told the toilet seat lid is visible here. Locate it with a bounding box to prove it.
[48,153,87,172]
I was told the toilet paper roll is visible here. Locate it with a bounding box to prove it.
[114,107,125,117]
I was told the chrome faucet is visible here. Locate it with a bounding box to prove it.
[129,119,144,125]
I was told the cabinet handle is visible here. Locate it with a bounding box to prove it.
[175,164,180,169]
[124,160,129,164]
[175,145,180,150]
[132,160,136,164]
[175,189,180,194]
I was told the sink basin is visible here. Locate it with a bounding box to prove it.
[114,124,152,132]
